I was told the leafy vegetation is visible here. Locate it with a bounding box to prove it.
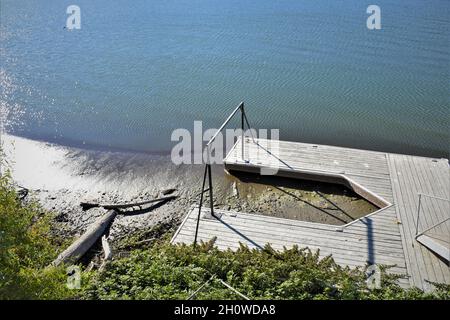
[0,166,448,300]
[0,170,73,299]
[82,240,449,300]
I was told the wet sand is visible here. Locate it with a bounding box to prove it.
[218,171,377,225]
[1,134,377,246]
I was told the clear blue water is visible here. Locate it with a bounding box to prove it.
[1,0,449,157]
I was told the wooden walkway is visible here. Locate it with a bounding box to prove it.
[172,137,449,290]
[388,154,450,288]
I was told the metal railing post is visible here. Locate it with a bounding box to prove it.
[205,144,215,218]
[415,193,422,238]
[207,163,215,218]
[194,165,208,247]
[194,102,248,246]
[241,103,244,161]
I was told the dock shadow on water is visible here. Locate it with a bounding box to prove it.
[217,170,378,226]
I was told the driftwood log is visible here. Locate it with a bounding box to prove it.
[80,194,177,211]
[51,209,117,267]
[52,193,177,267]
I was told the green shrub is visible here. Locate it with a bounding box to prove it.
[82,241,450,300]
[0,170,73,299]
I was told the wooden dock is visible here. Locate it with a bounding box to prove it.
[172,137,449,290]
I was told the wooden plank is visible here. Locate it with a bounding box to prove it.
[417,235,450,262]
[403,155,442,285]
[198,206,402,237]
[183,208,404,252]
[389,154,428,288]
[385,155,414,288]
[387,154,450,289]
[173,137,449,290]
[239,147,390,175]
[225,210,403,241]
[182,212,405,255]
[184,209,403,250]
[230,147,391,180]
[410,157,449,283]
[228,149,389,176]
[174,232,408,275]
[230,137,389,159]
[241,140,390,167]
[413,157,449,235]
[406,156,448,285]
[175,229,407,270]
[181,216,403,252]
[179,223,406,265]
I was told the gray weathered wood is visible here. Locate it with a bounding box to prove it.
[172,137,450,291]
[52,210,117,266]
[80,195,177,210]
[417,234,449,262]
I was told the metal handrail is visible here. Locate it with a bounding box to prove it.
[206,102,243,147]
[415,193,450,239]
[417,217,450,238]
[194,102,253,247]
[417,193,450,203]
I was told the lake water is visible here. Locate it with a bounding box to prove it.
[1,0,449,158]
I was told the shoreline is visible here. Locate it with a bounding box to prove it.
[4,129,449,161]
[1,133,378,246]
[0,133,207,243]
